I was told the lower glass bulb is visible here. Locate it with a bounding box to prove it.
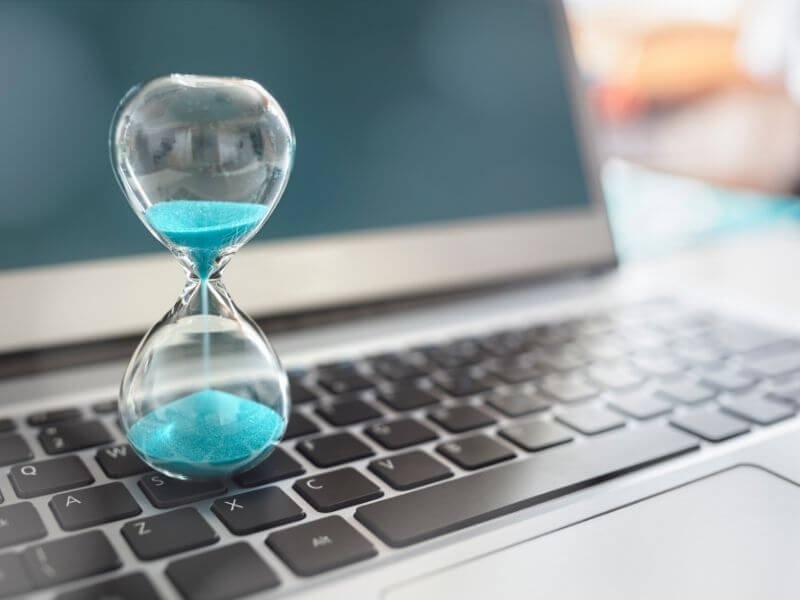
[119,277,289,480]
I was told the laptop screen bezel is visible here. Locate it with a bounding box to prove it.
[0,0,616,354]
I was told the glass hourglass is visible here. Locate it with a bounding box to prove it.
[111,75,295,480]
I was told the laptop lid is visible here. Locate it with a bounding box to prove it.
[0,0,614,354]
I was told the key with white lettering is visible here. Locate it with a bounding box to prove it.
[138,473,226,509]
[369,450,452,490]
[50,483,141,531]
[9,456,94,499]
[0,502,46,549]
[22,530,121,588]
[267,515,377,576]
[95,444,150,479]
[294,468,383,512]
[38,420,113,455]
[122,507,218,560]
[296,432,374,468]
[212,488,304,535]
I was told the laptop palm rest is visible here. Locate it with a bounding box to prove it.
[384,465,799,600]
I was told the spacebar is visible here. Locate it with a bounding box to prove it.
[355,425,698,547]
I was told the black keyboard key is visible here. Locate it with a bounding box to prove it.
[167,543,280,600]
[437,435,514,470]
[557,405,626,435]
[55,573,161,600]
[122,507,219,560]
[296,432,374,468]
[0,553,32,597]
[0,434,33,467]
[540,373,599,403]
[369,451,452,490]
[316,396,382,426]
[267,515,376,577]
[10,456,94,499]
[379,384,440,411]
[95,444,150,478]
[370,354,426,381]
[138,473,226,509]
[365,418,438,449]
[294,467,382,512]
[233,446,304,487]
[0,419,15,433]
[721,393,795,425]
[486,392,550,417]
[90,400,118,414]
[27,408,81,427]
[289,379,317,404]
[486,356,546,384]
[499,420,573,452]
[355,424,699,547]
[23,530,121,588]
[0,502,46,549]
[50,483,141,531]
[525,322,574,346]
[479,331,529,356]
[699,369,758,393]
[284,411,320,440]
[656,379,716,405]
[671,410,750,442]
[434,368,494,397]
[608,392,673,420]
[39,420,113,454]
[213,488,304,535]
[429,405,496,433]
[316,365,373,395]
[422,340,484,369]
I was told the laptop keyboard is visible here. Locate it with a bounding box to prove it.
[2,299,800,598]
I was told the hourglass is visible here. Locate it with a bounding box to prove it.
[111,75,295,480]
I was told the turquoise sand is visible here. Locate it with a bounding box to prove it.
[145,200,267,277]
[127,389,285,479]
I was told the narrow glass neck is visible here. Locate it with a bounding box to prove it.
[177,247,235,281]
[179,276,237,318]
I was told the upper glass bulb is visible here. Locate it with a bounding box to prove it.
[111,74,294,277]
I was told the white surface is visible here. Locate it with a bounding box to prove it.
[384,466,800,600]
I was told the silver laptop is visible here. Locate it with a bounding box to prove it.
[2,1,800,599]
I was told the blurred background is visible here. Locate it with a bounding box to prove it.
[566,0,800,258]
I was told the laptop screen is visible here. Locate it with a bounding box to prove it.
[0,0,591,272]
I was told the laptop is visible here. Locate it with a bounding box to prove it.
[2,1,800,598]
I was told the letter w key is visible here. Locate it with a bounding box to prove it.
[95,444,150,479]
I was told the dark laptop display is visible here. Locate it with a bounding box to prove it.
[0,0,589,270]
